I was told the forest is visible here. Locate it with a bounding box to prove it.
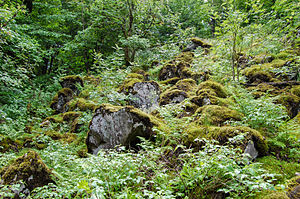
[0,0,299,198]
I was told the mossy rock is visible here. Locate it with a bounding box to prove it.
[67,98,97,112]
[194,105,243,126]
[286,176,300,199]
[170,78,197,92]
[86,104,164,154]
[277,93,300,118]
[44,130,63,140]
[257,156,300,184]
[196,80,227,98]
[50,88,73,113]
[291,85,300,97]
[60,75,84,95]
[158,63,178,81]
[190,37,212,48]
[160,77,181,85]
[0,151,55,194]
[275,51,293,59]
[186,126,268,156]
[126,81,161,113]
[175,52,194,64]
[270,59,287,68]
[126,73,144,80]
[262,192,289,199]
[252,53,274,64]
[45,113,64,123]
[191,88,219,106]
[160,89,189,106]
[62,111,82,121]
[247,83,279,98]
[83,75,100,86]
[119,78,143,93]
[0,136,22,153]
[242,65,275,84]
[131,70,150,80]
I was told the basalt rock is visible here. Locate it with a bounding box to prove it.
[86,104,157,154]
[127,81,160,113]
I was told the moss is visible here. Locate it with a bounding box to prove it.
[119,78,143,93]
[194,105,243,126]
[62,111,82,121]
[190,37,212,48]
[175,52,194,64]
[277,93,300,118]
[126,73,144,80]
[291,85,300,97]
[160,77,180,85]
[160,89,189,105]
[196,80,227,98]
[262,192,289,199]
[169,78,197,92]
[270,59,287,68]
[257,156,300,184]
[286,176,300,199]
[67,98,97,111]
[76,147,88,158]
[62,133,77,143]
[247,83,279,98]
[0,150,55,191]
[50,88,73,109]
[44,130,63,140]
[252,53,274,64]
[186,126,268,156]
[158,63,178,81]
[45,113,64,123]
[0,136,21,153]
[191,89,219,106]
[275,51,292,59]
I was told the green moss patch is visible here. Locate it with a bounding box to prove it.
[257,156,300,184]
[196,80,227,98]
[67,98,97,111]
[0,150,55,192]
[186,125,268,156]
[160,89,190,106]
[277,93,300,118]
[194,105,243,126]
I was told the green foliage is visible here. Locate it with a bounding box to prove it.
[228,84,289,133]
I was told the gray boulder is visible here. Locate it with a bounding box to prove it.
[128,81,160,113]
[86,104,155,154]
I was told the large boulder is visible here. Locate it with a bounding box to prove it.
[0,151,55,198]
[127,81,160,113]
[86,104,158,154]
